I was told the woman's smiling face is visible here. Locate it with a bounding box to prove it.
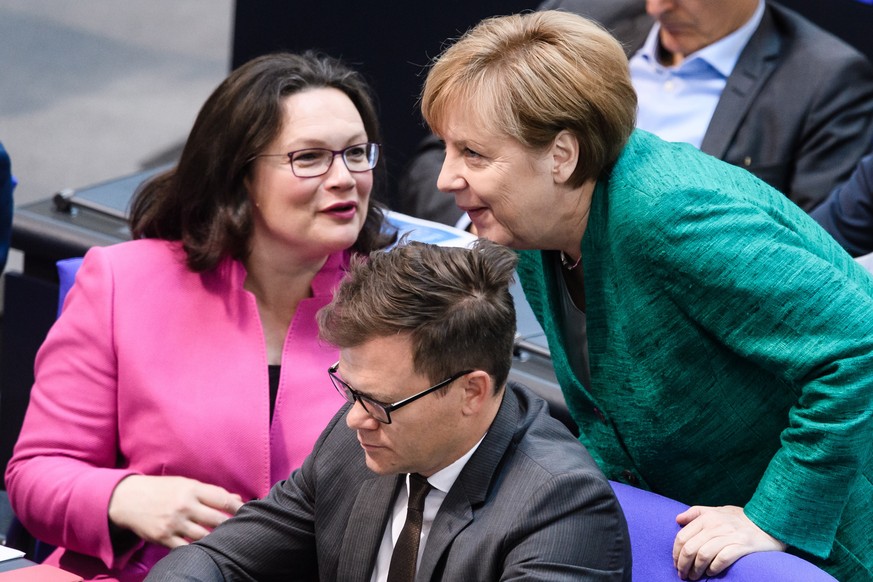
[435,106,573,251]
[246,87,372,260]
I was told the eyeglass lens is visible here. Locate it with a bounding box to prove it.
[329,373,389,422]
[290,143,378,177]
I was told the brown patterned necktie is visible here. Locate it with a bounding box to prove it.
[387,473,432,582]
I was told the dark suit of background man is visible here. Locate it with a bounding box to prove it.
[399,0,873,227]
[812,153,873,257]
[147,240,631,582]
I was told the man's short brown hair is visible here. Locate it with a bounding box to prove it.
[318,239,518,390]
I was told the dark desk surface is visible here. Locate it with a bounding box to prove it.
[0,557,38,572]
[10,166,165,280]
[12,199,129,279]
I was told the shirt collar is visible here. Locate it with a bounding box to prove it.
[638,0,765,77]
[421,433,486,494]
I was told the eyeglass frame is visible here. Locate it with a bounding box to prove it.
[328,361,474,424]
[251,142,380,178]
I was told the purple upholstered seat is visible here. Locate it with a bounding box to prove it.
[609,481,836,581]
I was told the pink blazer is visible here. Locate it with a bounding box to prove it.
[5,239,348,581]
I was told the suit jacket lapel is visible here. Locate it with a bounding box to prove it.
[337,473,403,582]
[700,5,780,158]
[417,387,521,580]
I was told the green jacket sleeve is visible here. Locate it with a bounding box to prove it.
[635,182,873,558]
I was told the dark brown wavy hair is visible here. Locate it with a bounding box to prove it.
[130,51,395,272]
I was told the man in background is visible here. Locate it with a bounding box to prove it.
[399,0,873,226]
[812,152,873,257]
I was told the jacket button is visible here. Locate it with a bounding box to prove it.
[621,469,639,485]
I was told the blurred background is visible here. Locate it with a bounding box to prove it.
[0,0,234,276]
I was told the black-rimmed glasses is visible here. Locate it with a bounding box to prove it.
[327,362,473,424]
[253,142,380,178]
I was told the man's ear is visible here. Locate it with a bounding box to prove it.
[460,370,494,416]
[551,130,579,185]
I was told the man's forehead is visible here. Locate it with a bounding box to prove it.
[338,336,416,390]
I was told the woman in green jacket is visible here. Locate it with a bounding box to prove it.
[419,10,872,581]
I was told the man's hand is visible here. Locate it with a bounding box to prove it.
[108,475,244,549]
[673,505,787,580]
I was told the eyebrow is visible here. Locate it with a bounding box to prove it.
[282,133,369,150]
[335,368,390,403]
[353,384,388,403]
[445,137,488,152]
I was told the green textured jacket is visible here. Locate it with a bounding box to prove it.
[517,130,872,579]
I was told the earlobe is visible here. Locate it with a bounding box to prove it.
[243,175,259,208]
[551,130,579,184]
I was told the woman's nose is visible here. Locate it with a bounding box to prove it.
[646,0,676,19]
[436,156,466,193]
[323,154,357,188]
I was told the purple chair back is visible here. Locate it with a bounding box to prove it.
[56,257,84,317]
[609,481,837,581]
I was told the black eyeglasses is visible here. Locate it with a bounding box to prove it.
[253,142,380,178]
[328,362,473,424]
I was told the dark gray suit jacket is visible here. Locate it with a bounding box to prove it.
[811,153,873,256]
[147,383,631,581]
[398,0,873,223]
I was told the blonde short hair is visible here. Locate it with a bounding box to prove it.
[422,10,636,187]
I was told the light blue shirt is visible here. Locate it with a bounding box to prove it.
[629,0,765,148]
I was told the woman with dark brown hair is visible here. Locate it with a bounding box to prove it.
[6,51,394,580]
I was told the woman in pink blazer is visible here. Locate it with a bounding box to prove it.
[5,51,394,581]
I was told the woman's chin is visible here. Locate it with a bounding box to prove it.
[327,224,365,251]
[474,226,517,249]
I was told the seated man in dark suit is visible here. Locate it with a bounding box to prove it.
[812,153,873,257]
[399,0,873,226]
[147,240,631,582]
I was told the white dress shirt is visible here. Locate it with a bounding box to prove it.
[370,436,485,582]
